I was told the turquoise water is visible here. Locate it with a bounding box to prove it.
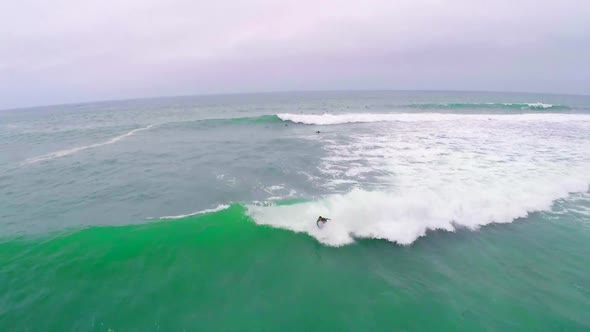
[1,91,589,331]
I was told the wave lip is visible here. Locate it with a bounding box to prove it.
[502,102,556,109]
[21,124,155,165]
[150,204,230,220]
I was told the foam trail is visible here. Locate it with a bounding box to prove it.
[151,204,230,220]
[277,113,590,125]
[22,124,155,164]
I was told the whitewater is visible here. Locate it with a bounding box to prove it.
[251,112,590,246]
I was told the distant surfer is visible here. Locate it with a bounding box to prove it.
[316,216,330,228]
[316,130,321,134]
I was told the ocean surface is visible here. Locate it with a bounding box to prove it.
[1,91,589,331]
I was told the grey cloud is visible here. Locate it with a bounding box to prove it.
[1,0,589,109]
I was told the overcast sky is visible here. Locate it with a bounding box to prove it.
[1,0,589,109]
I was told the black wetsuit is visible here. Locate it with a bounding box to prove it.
[316,216,329,227]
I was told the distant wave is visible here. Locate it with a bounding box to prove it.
[224,114,283,125]
[171,115,282,128]
[405,102,569,110]
[166,106,576,129]
[22,124,155,165]
[149,204,230,220]
[277,112,590,125]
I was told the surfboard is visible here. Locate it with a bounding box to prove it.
[317,219,329,229]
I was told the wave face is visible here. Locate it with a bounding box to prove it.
[2,201,590,331]
[251,112,590,246]
[185,114,283,127]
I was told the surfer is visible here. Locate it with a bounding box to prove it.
[316,216,330,228]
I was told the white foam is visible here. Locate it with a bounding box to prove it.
[266,189,298,201]
[526,102,554,109]
[248,182,588,246]
[501,102,555,109]
[277,113,589,125]
[22,124,155,164]
[151,204,230,220]
[263,185,285,194]
[250,113,590,246]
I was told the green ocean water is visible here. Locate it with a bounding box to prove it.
[1,91,590,331]
[2,205,590,331]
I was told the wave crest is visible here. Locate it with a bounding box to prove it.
[277,113,589,125]
[248,180,589,247]
[406,102,568,110]
[150,204,230,220]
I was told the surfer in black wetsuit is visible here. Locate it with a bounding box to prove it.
[316,216,330,228]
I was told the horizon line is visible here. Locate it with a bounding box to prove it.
[2,88,589,112]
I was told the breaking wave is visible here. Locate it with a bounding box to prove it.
[252,109,590,246]
[277,112,590,125]
[247,181,589,247]
[405,102,569,110]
